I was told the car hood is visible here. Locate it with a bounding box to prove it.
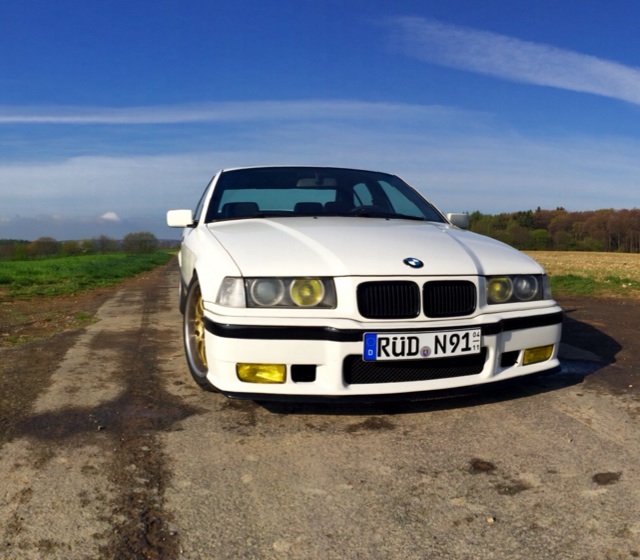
[208,217,545,277]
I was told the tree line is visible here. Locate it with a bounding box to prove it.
[0,232,173,260]
[469,208,640,253]
[3,208,639,258]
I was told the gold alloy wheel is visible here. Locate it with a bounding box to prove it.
[192,285,207,369]
[184,278,216,392]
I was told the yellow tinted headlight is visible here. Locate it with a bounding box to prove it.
[487,277,513,304]
[243,277,336,308]
[486,274,546,304]
[290,278,325,307]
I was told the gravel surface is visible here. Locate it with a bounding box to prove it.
[1,260,639,559]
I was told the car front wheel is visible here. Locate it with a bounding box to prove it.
[183,277,217,392]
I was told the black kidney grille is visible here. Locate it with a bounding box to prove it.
[423,281,477,318]
[344,349,487,384]
[357,281,420,319]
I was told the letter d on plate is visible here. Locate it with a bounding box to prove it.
[363,333,378,361]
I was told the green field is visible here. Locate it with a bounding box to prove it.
[0,251,175,299]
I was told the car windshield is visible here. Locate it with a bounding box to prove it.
[204,167,446,223]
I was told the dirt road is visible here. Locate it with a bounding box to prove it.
[1,261,639,559]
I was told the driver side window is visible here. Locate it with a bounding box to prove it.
[378,181,423,216]
[352,183,374,206]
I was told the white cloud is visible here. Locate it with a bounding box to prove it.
[1,99,640,240]
[0,100,466,125]
[100,211,121,222]
[386,17,640,106]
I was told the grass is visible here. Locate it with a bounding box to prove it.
[527,251,640,299]
[0,251,174,299]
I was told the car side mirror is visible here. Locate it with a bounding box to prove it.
[167,209,195,228]
[446,213,469,229]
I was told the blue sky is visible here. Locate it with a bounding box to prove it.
[1,0,640,240]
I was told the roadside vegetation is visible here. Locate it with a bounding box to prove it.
[0,251,174,299]
[0,232,176,299]
[528,251,640,299]
[0,232,176,346]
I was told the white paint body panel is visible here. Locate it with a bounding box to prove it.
[206,217,542,277]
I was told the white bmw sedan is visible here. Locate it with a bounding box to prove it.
[167,166,562,401]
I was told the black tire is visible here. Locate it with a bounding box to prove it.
[183,277,217,392]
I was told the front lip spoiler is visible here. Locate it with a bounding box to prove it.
[204,310,564,342]
[216,365,563,403]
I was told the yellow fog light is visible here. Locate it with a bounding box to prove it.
[237,363,286,384]
[523,345,554,365]
[290,278,325,307]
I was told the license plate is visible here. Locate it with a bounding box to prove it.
[363,329,481,361]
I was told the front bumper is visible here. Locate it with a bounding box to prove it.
[201,308,563,399]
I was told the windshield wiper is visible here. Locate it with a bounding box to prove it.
[385,213,428,221]
[344,208,427,221]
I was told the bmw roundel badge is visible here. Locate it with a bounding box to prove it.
[403,257,424,269]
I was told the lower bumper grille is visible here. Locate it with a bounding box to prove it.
[344,349,487,385]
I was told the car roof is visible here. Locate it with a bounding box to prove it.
[218,165,391,175]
